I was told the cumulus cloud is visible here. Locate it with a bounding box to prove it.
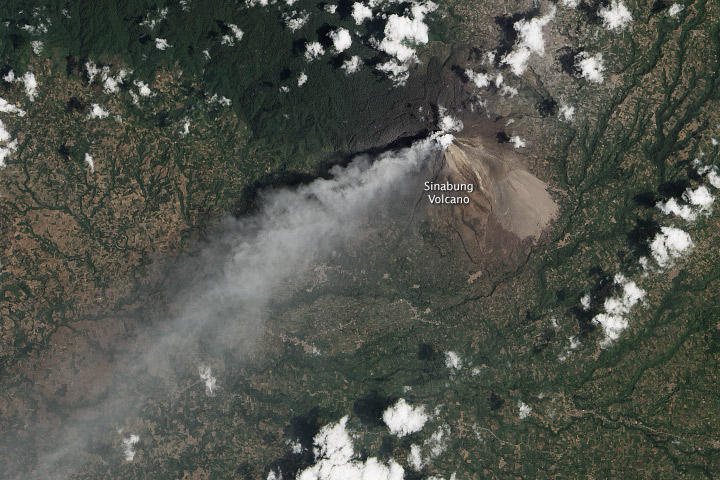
[501,7,556,76]
[87,103,110,119]
[328,28,352,53]
[180,117,190,136]
[352,3,373,25]
[283,10,310,31]
[0,97,26,116]
[517,400,532,419]
[324,4,337,13]
[372,2,437,85]
[464,69,490,88]
[341,56,363,74]
[591,274,645,346]
[382,399,429,437]
[575,52,605,83]
[31,40,44,55]
[437,106,463,135]
[599,0,632,31]
[298,72,308,86]
[221,24,244,46]
[207,94,232,106]
[668,4,684,17]
[133,80,153,97]
[121,434,140,462]
[155,38,171,50]
[558,335,581,362]
[707,168,720,189]
[510,136,526,148]
[198,365,217,394]
[0,119,19,168]
[649,226,693,268]
[657,185,715,221]
[296,416,404,480]
[84,153,95,173]
[376,60,410,86]
[376,3,436,63]
[559,103,575,122]
[305,41,325,61]
[407,424,450,471]
[444,351,462,370]
[102,69,129,95]
[20,72,38,101]
[580,293,591,310]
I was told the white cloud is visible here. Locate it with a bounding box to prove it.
[133,80,152,97]
[85,61,100,84]
[575,52,605,83]
[296,416,405,480]
[87,103,110,119]
[283,10,311,31]
[325,4,337,13]
[668,3,684,17]
[559,103,575,122]
[198,365,217,394]
[0,97,26,116]
[102,69,129,94]
[657,185,715,221]
[207,94,232,106]
[580,293,591,310]
[561,0,580,7]
[0,119,18,168]
[305,41,325,61]
[84,153,95,173]
[155,38,171,50]
[370,2,437,85]
[592,274,645,346]
[464,69,490,88]
[21,72,38,101]
[558,335,581,361]
[377,3,436,63]
[122,434,140,462]
[221,24,244,46]
[352,3,373,25]
[437,106,463,134]
[407,424,450,471]
[140,7,168,29]
[656,197,695,221]
[31,40,43,55]
[707,168,720,189]
[599,0,633,31]
[499,85,518,97]
[3,70,16,83]
[510,136,526,148]
[501,7,556,76]
[517,400,532,419]
[298,72,308,86]
[180,117,191,136]
[341,56,363,74]
[444,351,462,370]
[329,28,352,53]
[683,185,714,212]
[382,399,429,437]
[376,60,409,86]
[650,226,693,268]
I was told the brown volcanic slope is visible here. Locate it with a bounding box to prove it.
[423,125,559,263]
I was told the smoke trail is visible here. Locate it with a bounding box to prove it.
[8,136,446,479]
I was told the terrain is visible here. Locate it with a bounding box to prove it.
[0,0,719,479]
